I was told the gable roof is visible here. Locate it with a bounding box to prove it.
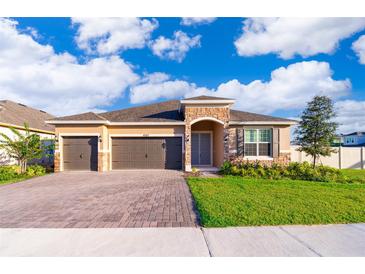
[0,100,55,133]
[99,100,183,122]
[49,98,296,125]
[342,132,365,137]
[51,112,107,121]
[230,109,297,123]
[184,95,234,101]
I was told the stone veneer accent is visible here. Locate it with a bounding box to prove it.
[54,151,61,172]
[98,152,110,172]
[184,106,230,170]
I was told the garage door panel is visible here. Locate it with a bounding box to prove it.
[112,137,182,170]
[165,138,182,169]
[63,137,98,171]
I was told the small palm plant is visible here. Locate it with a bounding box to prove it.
[0,123,43,173]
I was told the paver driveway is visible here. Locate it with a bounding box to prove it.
[0,170,199,228]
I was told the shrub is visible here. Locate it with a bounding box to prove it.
[230,165,241,176]
[26,165,46,177]
[0,166,19,181]
[220,160,353,183]
[220,161,232,175]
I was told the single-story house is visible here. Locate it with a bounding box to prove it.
[342,132,365,147]
[0,100,55,165]
[46,96,297,172]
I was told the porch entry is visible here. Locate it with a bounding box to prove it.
[192,132,212,166]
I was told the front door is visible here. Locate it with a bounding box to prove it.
[191,132,212,166]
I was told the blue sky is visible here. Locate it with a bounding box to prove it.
[1,17,365,133]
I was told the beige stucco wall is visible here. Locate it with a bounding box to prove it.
[213,123,224,167]
[108,125,184,135]
[279,126,291,152]
[55,125,104,134]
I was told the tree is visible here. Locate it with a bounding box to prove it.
[295,96,338,168]
[0,123,43,173]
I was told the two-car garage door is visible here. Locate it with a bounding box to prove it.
[111,137,182,170]
[62,136,182,171]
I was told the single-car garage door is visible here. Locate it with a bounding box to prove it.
[112,137,182,170]
[63,136,98,171]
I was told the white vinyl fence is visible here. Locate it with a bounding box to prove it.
[291,145,365,169]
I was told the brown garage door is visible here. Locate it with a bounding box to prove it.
[112,137,182,170]
[63,136,98,171]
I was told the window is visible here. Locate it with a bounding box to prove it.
[346,137,355,144]
[244,129,272,157]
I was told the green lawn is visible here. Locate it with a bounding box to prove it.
[340,169,365,181]
[187,177,365,227]
[0,176,33,186]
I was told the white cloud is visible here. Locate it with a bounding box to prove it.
[130,73,199,104]
[181,17,216,26]
[150,31,201,62]
[131,61,350,115]
[72,17,158,55]
[352,35,365,64]
[0,18,139,116]
[335,100,365,133]
[235,18,365,59]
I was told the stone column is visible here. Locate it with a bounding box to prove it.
[53,135,61,172]
[98,126,110,172]
[185,123,192,171]
[223,122,230,161]
[54,151,61,172]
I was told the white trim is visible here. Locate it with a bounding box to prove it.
[109,122,185,125]
[181,99,235,104]
[243,156,274,161]
[190,117,225,125]
[230,121,297,125]
[47,120,108,125]
[191,131,213,167]
[59,133,100,172]
[47,120,185,125]
[109,134,184,171]
[58,133,101,137]
[185,164,192,172]
[184,105,230,108]
[109,133,184,138]
[0,122,55,135]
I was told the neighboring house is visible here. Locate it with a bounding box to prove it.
[331,135,344,147]
[0,100,55,165]
[342,132,365,147]
[47,96,297,172]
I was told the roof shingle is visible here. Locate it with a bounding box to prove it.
[99,100,183,122]
[0,100,55,132]
[230,109,297,123]
[51,112,107,121]
[50,97,295,124]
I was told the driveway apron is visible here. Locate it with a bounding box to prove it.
[0,170,199,228]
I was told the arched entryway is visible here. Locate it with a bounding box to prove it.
[189,117,225,169]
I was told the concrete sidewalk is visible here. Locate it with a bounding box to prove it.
[1,223,364,256]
